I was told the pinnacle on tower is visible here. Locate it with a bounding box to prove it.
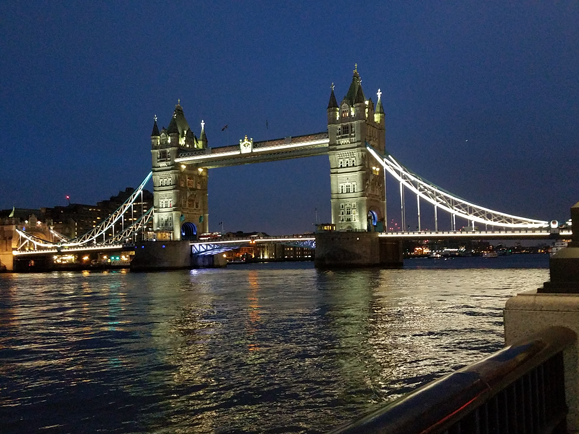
[151,115,160,136]
[167,113,179,135]
[376,88,385,115]
[345,64,365,105]
[327,83,338,109]
[200,119,208,147]
[172,100,190,137]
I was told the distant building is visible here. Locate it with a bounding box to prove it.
[220,231,314,262]
[0,209,51,271]
[39,188,153,239]
[0,188,154,257]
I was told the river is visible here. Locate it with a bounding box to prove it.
[0,254,549,433]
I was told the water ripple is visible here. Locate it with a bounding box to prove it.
[0,257,548,433]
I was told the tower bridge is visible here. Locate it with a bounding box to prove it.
[150,66,550,243]
[151,66,387,241]
[5,66,569,271]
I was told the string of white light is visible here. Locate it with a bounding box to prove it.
[367,144,548,228]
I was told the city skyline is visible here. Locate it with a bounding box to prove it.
[1,1,578,234]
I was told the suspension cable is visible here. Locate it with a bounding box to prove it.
[367,144,548,228]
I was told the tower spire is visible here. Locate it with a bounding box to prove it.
[151,114,160,136]
[200,119,208,148]
[345,65,364,105]
[376,89,385,115]
[327,83,338,109]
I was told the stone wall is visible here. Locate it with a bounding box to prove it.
[0,225,15,271]
[131,241,192,271]
[314,232,402,268]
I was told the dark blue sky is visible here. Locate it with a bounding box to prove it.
[1,1,578,234]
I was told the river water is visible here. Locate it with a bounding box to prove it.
[0,255,549,433]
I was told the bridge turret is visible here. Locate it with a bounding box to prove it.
[199,120,208,149]
[167,112,179,145]
[353,84,366,120]
[345,65,366,119]
[373,89,386,154]
[374,89,385,125]
[327,83,339,125]
[151,115,160,148]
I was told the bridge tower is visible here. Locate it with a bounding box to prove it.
[150,102,209,241]
[327,67,386,231]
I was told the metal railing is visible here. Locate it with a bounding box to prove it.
[328,326,576,434]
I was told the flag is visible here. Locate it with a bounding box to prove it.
[9,206,14,218]
[221,125,228,131]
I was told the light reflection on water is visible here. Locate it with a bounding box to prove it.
[0,255,548,433]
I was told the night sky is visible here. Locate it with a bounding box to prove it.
[1,1,578,235]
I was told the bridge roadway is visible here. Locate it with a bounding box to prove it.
[13,243,130,256]
[12,228,569,259]
[191,228,571,255]
[191,235,316,255]
[378,228,572,240]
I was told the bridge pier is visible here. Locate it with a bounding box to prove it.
[191,254,227,268]
[314,231,402,268]
[131,241,193,271]
[0,224,15,271]
[131,241,227,271]
[13,254,54,272]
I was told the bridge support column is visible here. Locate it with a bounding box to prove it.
[314,232,402,268]
[192,254,227,268]
[0,224,15,272]
[131,241,193,271]
[504,202,579,433]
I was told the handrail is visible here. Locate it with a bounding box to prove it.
[328,326,576,434]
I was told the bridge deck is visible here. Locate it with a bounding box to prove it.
[175,132,329,168]
[379,229,571,240]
